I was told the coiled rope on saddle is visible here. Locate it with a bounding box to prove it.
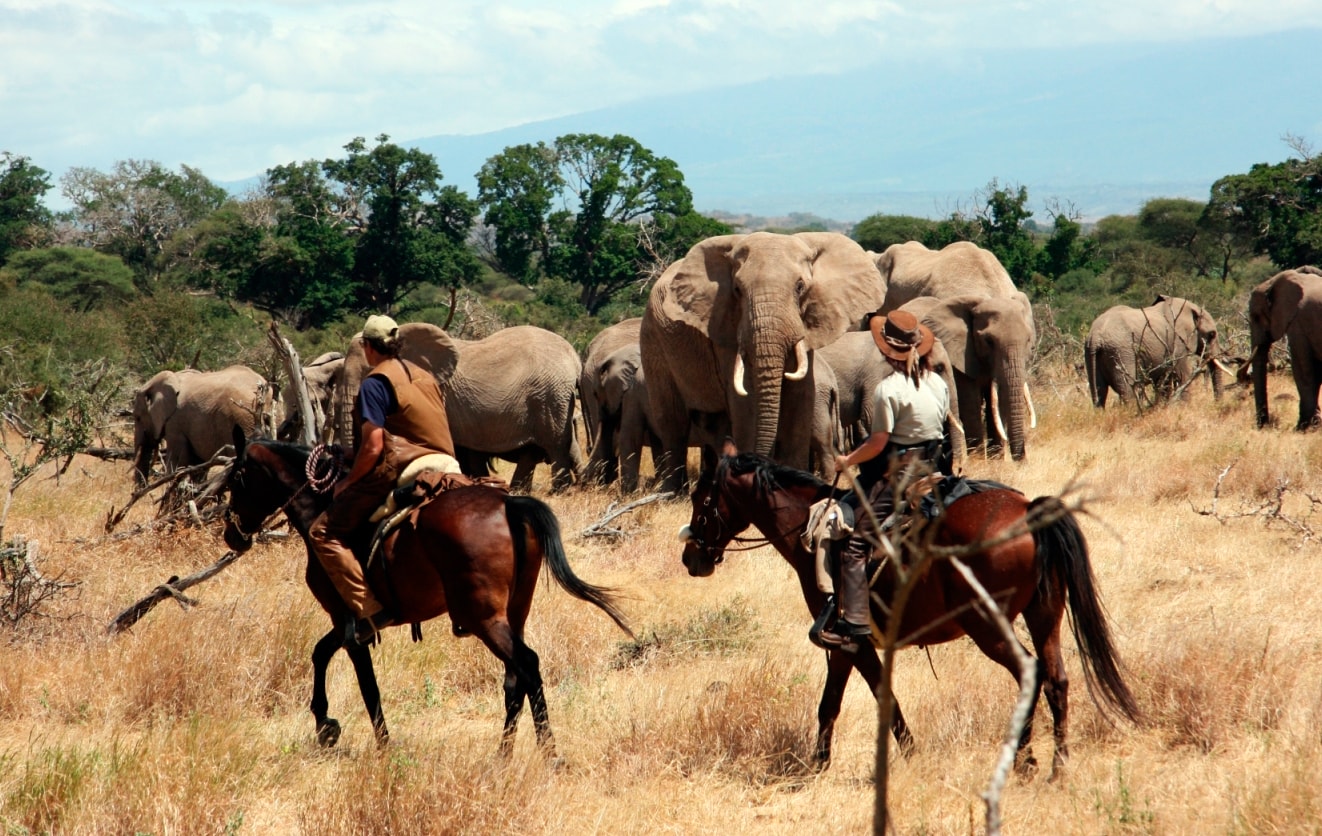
[305,443,346,494]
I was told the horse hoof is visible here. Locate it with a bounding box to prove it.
[1014,754,1039,781]
[316,719,342,748]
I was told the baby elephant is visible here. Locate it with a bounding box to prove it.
[1085,295,1228,407]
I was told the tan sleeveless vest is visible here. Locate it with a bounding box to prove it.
[353,357,455,456]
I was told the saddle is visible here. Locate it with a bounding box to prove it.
[363,466,510,571]
[806,476,1019,595]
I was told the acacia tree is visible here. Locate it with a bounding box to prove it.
[477,133,716,314]
[1205,145,1322,270]
[0,153,53,265]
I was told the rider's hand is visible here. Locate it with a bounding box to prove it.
[834,454,850,473]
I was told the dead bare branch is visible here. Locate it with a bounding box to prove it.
[581,492,675,539]
[106,549,242,634]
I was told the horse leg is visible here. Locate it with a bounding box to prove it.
[1024,595,1070,781]
[813,650,854,769]
[516,643,557,756]
[964,623,1042,778]
[310,628,343,748]
[476,619,559,761]
[852,643,915,756]
[344,642,389,746]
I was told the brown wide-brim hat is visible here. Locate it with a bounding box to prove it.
[869,309,936,362]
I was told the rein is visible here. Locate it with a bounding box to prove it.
[225,448,320,541]
[704,463,824,552]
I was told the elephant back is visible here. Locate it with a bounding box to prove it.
[877,241,1018,312]
[446,326,581,451]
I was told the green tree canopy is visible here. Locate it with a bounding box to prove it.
[0,153,53,265]
[1206,153,1322,270]
[323,135,481,313]
[0,246,136,312]
[851,214,937,253]
[477,133,719,314]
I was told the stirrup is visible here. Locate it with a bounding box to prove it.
[808,595,837,649]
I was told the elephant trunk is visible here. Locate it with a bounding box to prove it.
[746,295,794,458]
[999,350,1030,461]
[1206,340,1226,400]
[1250,341,1270,427]
[751,340,786,458]
[132,431,157,487]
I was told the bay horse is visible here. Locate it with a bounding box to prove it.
[220,429,633,757]
[678,441,1138,777]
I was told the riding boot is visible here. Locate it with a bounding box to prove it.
[817,537,872,651]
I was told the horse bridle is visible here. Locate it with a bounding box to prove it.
[223,456,313,545]
[691,472,812,557]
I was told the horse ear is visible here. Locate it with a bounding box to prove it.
[233,424,247,456]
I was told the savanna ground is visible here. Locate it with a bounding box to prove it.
[2,363,1321,835]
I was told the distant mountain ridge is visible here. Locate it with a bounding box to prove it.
[407,29,1322,223]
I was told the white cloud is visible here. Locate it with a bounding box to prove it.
[2,0,1321,183]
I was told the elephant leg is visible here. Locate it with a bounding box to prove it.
[775,376,815,470]
[1289,337,1322,430]
[510,450,542,493]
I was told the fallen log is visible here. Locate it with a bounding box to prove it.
[106,549,241,635]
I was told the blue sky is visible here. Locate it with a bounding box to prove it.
[5,1,1322,188]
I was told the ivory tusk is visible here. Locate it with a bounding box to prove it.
[1024,381,1038,430]
[783,339,809,381]
[1212,357,1233,374]
[733,354,748,397]
[990,381,1011,460]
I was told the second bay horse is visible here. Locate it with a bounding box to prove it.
[678,441,1138,777]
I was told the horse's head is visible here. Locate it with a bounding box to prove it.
[679,440,751,577]
[222,426,300,552]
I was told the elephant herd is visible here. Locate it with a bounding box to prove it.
[129,235,1322,496]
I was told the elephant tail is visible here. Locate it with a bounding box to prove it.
[1030,496,1140,725]
[505,494,634,638]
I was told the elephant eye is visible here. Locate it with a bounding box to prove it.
[795,278,807,297]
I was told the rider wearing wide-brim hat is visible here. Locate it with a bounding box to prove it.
[815,308,951,651]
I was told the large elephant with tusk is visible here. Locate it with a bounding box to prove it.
[902,295,1037,461]
[640,231,884,492]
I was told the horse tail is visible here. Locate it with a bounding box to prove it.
[1030,496,1140,724]
[504,495,635,638]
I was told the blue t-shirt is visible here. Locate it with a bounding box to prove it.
[358,375,396,427]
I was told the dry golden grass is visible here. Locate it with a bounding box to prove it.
[3,368,1322,834]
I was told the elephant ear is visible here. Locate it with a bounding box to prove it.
[921,296,981,380]
[1256,272,1308,342]
[796,232,887,350]
[397,322,460,388]
[146,372,179,437]
[658,235,742,348]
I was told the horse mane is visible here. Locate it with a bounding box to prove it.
[239,436,312,476]
[718,451,832,500]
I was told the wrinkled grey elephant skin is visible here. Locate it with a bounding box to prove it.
[1248,268,1322,430]
[1085,295,1225,408]
[133,365,271,485]
[337,324,584,493]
